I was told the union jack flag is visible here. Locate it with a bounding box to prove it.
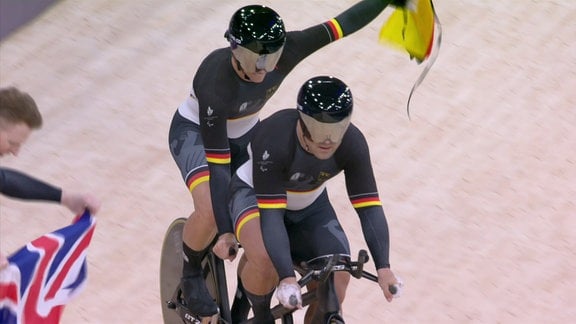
[0,211,96,324]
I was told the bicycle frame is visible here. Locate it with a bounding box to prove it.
[161,218,384,324]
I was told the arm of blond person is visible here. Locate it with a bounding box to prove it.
[60,191,101,216]
[377,267,401,302]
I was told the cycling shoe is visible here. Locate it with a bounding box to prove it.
[180,275,218,317]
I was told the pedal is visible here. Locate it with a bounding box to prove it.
[166,300,177,309]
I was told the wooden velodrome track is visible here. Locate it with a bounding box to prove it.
[1,1,574,323]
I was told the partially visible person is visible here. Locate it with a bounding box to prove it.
[229,76,399,323]
[0,86,101,270]
[169,0,410,317]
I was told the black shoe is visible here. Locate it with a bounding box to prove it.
[180,275,218,317]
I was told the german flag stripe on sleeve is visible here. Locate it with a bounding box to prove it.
[326,18,344,41]
[350,196,382,209]
[257,197,287,209]
[187,169,210,192]
[235,208,260,241]
[205,151,231,164]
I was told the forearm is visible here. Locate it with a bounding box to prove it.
[208,163,234,235]
[260,210,294,280]
[333,0,396,37]
[358,206,391,269]
[0,168,62,202]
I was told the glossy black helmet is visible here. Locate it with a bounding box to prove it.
[297,76,353,144]
[226,5,286,73]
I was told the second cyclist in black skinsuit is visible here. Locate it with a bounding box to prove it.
[229,76,400,323]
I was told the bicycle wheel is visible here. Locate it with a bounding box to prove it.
[160,218,187,324]
[160,218,232,324]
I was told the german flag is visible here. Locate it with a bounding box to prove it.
[379,0,437,62]
[378,0,442,118]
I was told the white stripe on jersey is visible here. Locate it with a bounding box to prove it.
[177,89,259,139]
[236,149,327,211]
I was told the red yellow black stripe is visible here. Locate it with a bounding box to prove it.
[350,195,382,209]
[257,197,287,209]
[186,168,209,192]
[326,18,344,41]
[234,207,260,241]
[205,151,231,164]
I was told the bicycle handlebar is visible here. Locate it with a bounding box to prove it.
[296,250,401,295]
[267,249,402,321]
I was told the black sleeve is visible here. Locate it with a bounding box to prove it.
[280,0,397,69]
[194,63,236,235]
[250,113,297,279]
[333,0,392,36]
[209,163,234,234]
[358,206,391,269]
[339,126,391,269]
[260,208,295,280]
[0,167,62,202]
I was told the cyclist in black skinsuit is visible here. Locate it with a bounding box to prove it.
[168,0,409,317]
[229,76,400,323]
[0,86,101,269]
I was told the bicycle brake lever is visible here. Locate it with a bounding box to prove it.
[351,250,369,279]
[297,272,314,287]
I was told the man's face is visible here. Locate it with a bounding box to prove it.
[232,44,284,83]
[0,122,32,157]
[304,137,342,160]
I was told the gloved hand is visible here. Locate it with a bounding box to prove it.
[276,277,302,309]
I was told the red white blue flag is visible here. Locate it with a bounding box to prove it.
[0,211,96,324]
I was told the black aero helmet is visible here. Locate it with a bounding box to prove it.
[226,5,286,73]
[297,76,353,144]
